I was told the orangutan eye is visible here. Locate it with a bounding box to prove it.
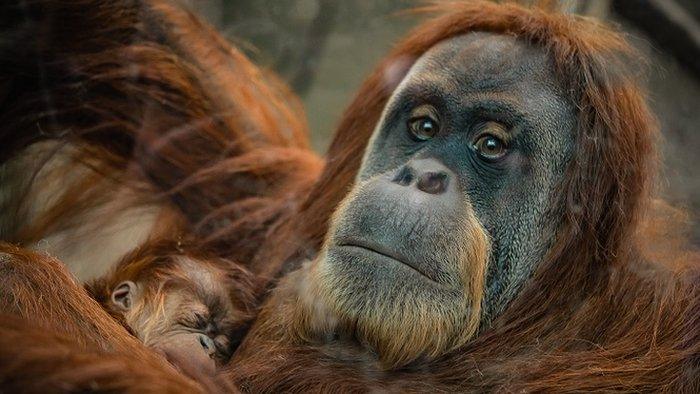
[407,105,440,141]
[472,122,509,161]
[408,117,439,141]
[474,135,506,158]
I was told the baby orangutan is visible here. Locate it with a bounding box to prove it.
[85,241,256,377]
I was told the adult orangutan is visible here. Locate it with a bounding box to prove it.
[225,2,700,391]
[1,0,699,393]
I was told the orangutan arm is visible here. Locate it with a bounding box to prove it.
[0,243,144,350]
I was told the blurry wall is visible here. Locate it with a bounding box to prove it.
[190,0,699,242]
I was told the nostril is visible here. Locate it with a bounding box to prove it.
[416,171,449,195]
[391,165,415,186]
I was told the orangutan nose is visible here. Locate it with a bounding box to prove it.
[391,159,451,195]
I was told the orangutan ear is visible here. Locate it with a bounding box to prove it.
[111,281,138,311]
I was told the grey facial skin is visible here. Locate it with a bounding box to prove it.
[324,32,576,327]
[323,156,479,334]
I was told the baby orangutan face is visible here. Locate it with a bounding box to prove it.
[100,256,254,377]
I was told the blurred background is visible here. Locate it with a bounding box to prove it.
[187,0,699,243]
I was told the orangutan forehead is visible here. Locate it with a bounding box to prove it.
[174,257,226,293]
[404,32,562,97]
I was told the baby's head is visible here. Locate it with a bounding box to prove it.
[87,242,256,375]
